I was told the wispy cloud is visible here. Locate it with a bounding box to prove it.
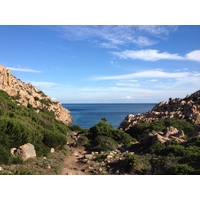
[8,67,42,73]
[112,49,200,62]
[120,95,133,100]
[112,49,183,61]
[56,25,177,49]
[136,26,178,36]
[92,69,194,80]
[29,81,58,87]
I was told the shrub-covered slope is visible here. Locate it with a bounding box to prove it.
[0,90,70,165]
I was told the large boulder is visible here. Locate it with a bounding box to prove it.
[11,143,36,161]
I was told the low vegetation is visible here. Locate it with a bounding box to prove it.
[0,89,199,175]
[0,90,70,173]
[74,118,136,152]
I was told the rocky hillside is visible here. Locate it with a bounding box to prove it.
[0,65,72,124]
[119,90,200,131]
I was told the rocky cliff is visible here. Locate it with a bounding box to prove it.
[0,65,72,124]
[119,90,200,131]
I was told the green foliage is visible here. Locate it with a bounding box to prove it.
[170,164,194,175]
[76,134,89,146]
[93,135,118,152]
[121,154,152,174]
[12,167,37,175]
[69,125,83,132]
[89,118,134,144]
[43,131,67,149]
[0,90,70,165]
[86,118,135,152]
[0,145,13,165]
[127,118,195,141]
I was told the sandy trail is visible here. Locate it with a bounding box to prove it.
[61,146,92,175]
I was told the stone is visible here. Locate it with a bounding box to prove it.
[74,151,79,157]
[84,154,93,159]
[172,130,185,139]
[50,148,55,153]
[150,134,166,145]
[10,148,17,156]
[107,155,113,160]
[19,143,36,161]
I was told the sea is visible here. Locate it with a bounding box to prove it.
[62,103,156,129]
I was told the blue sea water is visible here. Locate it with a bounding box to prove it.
[62,103,156,129]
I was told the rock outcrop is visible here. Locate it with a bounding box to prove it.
[119,90,200,131]
[147,126,186,145]
[0,65,72,124]
[10,143,36,161]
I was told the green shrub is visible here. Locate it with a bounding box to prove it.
[43,131,67,148]
[89,118,134,145]
[69,125,83,132]
[0,145,13,165]
[76,134,89,146]
[171,164,194,175]
[122,154,151,174]
[13,167,37,175]
[127,118,195,141]
[93,135,118,152]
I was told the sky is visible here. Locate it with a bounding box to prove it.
[0,25,200,103]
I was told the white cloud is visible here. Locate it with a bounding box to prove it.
[136,25,178,36]
[185,50,200,62]
[93,70,193,80]
[132,36,156,46]
[56,25,170,49]
[149,79,158,82]
[112,49,183,61]
[120,95,133,99]
[29,81,58,87]
[8,67,42,73]
[112,49,200,63]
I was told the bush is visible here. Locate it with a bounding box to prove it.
[0,145,13,165]
[88,118,134,146]
[69,125,83,132]
[43,131,67,149]
[93,135,118,152]
[122,154,152,174]
[171,164,194,175]
[76,134,89,146]
[127,118,195,141]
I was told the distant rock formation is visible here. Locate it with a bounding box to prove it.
[119,90,200,131]
[0,65,72,124]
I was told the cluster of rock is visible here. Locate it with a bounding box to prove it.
[0,65,72,124]
[72,147,133,175]
[142,126,186,145]
[119,90,200,131]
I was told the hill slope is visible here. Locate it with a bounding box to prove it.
[119,90,200,131]
[0,65,72,124]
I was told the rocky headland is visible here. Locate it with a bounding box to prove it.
[119,90,200,131]
[0,65,72,124]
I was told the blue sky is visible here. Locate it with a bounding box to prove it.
[0,25,200,103]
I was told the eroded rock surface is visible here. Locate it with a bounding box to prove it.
[119,90,200,131]
[0,65,72,124]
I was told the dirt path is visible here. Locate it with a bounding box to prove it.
[61,145,92,175]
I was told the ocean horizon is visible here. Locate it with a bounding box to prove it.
[62,103,156,129]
